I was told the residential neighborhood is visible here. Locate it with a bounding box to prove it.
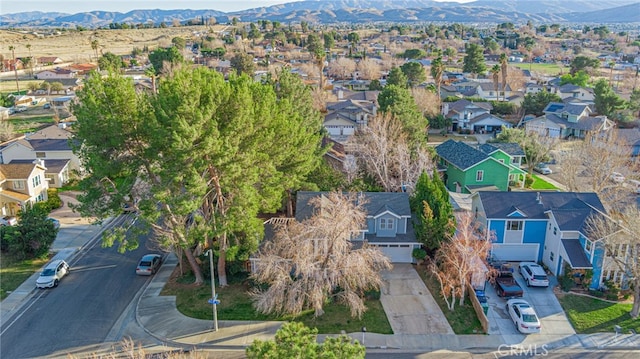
[1,1,640,357]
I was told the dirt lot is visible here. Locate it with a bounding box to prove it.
[0,25,220,62]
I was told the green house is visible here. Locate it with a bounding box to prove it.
[435,140,523,193]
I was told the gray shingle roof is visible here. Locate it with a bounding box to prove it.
[479,142,525,157]
[10,158,70,173]
[28,139,72,151]
[435,139,490,170]
[562,238,593,268]
[477,191,606,232]
[295,191,411,222]
[447,99,493,113]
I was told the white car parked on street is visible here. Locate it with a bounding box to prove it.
[36,260,70,288]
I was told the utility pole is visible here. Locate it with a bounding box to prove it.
[206,249,219,331]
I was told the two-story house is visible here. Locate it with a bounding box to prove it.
[0,125,80,187]
[323,99,376,143]
[442,99,493,132]
[435,140,524,193]
[0,161,49,217]
[553,84,595,102]
[294,191,420,263]
[523,102,615,139]
[471,191,607,290]
[477,142,526,187]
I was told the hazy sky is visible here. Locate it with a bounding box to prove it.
[1,0,472,15]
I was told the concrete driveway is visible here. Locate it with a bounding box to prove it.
[379,264,454,334]
[485,263,575,339]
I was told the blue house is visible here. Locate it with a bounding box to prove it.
[295,191,420,263]
[471,191,608,290]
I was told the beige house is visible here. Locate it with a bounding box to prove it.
[0,125,81,186]
[0,161,48,217]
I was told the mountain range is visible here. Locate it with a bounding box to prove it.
[1,0,639,28]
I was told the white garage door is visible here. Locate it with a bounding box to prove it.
[491,244,539,262]
[374,244,413,263]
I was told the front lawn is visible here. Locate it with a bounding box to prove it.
[0,254,49,300]
[558,293,640,334]
[415,264,484,334]
[161,271,393,334]
[530,175,559,190]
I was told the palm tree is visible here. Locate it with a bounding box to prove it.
[9,45,20,93]
[608,60,616,86]
[430,56,445,102]
[491,65,500,101]
[26,43,33,76]
[91,39,100,68]
[499,53,508,101]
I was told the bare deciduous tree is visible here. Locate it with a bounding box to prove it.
[349,113,434,192]
[557,132,637,209]
[327,57,356,80]
[430,211,494,310]
[250,192,392,318]
[357,58,381,80]
[585,206,640,318]
[411,87,440,119]
[310,87,337,113]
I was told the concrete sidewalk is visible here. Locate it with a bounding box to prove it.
[3,192,640,356]
[135,256,640,355]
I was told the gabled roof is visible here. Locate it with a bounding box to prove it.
[543,102,591,116]
[479,142,525,157]
[28,139,72,152]
[0,163,43,179]
[10,159,70,173]
[26,125,73,140]
[542,114,612,131]
[477,191,606,233]
[477,82,512,92]
[295,191,411,222]
[468,113,511,125]
[435,139,493,170]
[326,99,375,114]
[447,99,493,113]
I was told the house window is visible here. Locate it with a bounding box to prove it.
[550,252,554,261]
[32,175,41,187]
[380,218,394,230]
[619,244,628,257]
[36,192,45,202]
[13,180,25,190]
[506,220,523,231]
[35,152,46,158]
[476,170,484,182]
[585,240,593,253]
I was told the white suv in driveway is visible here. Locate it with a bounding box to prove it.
[519,262,549,287]
[36,260,70,288]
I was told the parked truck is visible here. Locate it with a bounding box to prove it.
[493,268,524,298]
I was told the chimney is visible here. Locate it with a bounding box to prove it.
[33,158,45,169]
[442,102,449,116]
[338,90,344,100]
[536,192,542,205]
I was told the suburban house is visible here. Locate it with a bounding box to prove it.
[0,125,81,182]
[294,191,420,263]
[37,57,64,66]
[323,98,376,143]
[35,68,77,80]
[435,140,525,193]
[468,113,514,134]
[472,82,514,102]
[477,142,526,185]
[0,161,49,217]
[523,102,615,139]
[471,191,609,290]
[551,84,595,102]
[442,99,493,132]
[616,127,640,157]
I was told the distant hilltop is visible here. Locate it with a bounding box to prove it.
[2,0,639,28]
